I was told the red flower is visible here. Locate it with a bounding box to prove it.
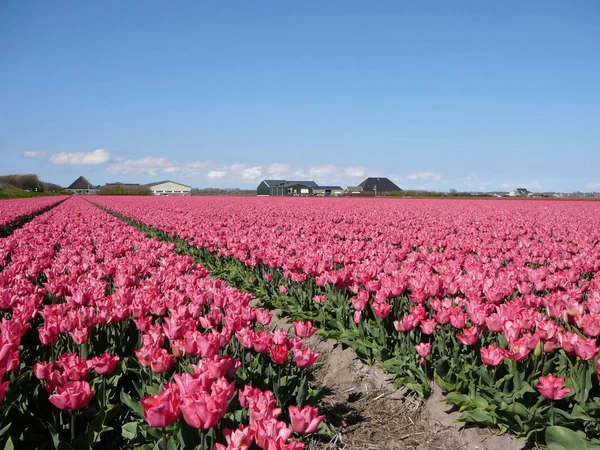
[288,405,325,434]
[292,321,317,338]
[456,327,479,346]
[90,354,120,375]
[536,374,571,401]
[293,347,319,368]
[180,390,226,429]
[48,380,95,410]
[141,386,180,428]
[0,380,9,403]
[269,344,289,365]
[415,342,431,358]
[480,345,507,366]
[149,348,174,373]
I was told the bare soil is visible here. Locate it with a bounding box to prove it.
[268,311,529,450]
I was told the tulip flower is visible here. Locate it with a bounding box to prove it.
[536,374,571,401]
[90,354,120,375]
[312,294,327,304]
[287,405,325,435]
[253,418,292,448]
[480,345,506,366]
[415,342,431,358]
[292,321,317,338]
[140,387,180,428]
[269,344,289,365]
[180,390,229,429]
[264,437,305,450]
[215,425,254,450]
[0,380,9,403]
[48,380,95,410]
[293,347,319,368]
[456,327,479,346]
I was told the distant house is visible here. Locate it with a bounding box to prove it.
[313,185,344,196]
[66,176,98,195]
[358,177,402,193]
[345,186,363,194]
[146,180,191,196]
[256,180,319,196]
[508,187,531,197]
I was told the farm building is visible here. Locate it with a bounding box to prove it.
[345,186,363,194]
[358,177,402,193]
[257,180,319,196]
[508,187,531,197]
[313,185,344,196]
[145,180,191,196]
[65,176,98,195]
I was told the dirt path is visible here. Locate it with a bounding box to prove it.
[268,311,528,450]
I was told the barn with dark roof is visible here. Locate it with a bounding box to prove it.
[358,177,402,193]
[257,180,319,196]
[65,176,98,195]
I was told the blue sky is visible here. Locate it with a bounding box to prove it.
[1,1,599,191]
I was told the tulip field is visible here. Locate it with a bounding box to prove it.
[2,196,600,449]
[0,197,325,449]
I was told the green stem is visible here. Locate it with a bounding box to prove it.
[71,410,76,443]
[580,361,588,403]
[550,402,555,426]
[200,429,206,450]
[162,428,167,450]
[103,377,107,407]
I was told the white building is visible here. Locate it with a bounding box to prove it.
[146,180,191,196]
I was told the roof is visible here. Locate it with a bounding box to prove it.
[345,186,363,191]
[277,182,316,188]
[145,180,191,188]
[262,180,319,188]
[262,179,287,187]
[67,176,95,190]
[317,185,343,189]
[358,177,402,192]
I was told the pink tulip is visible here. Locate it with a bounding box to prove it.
[480,345,507,366]
[292,321,317,338]
[48,380,95,410]
[536,374,571,401]
[140,386,180,428]
[288,405,325,434]
[90,354,120,375]
[415,342,431,358]
[293,348,319,368]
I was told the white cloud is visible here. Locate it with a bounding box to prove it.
[23,151,47,158]
[217,163,263,182]
[293,169,309,179]
[406,171,441,181]
[51,149,110,165]
[240,166,262,181]
[107,156,169,176]
[207,170,227,180]
[267,163,290,174]
[108,156,211,177]
[587,182,600,190]
[345,166,365,177]
[309,164,337,177]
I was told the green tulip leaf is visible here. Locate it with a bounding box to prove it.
[457,408,497,427]
[121,422,138,440]
[545,426,588,450]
